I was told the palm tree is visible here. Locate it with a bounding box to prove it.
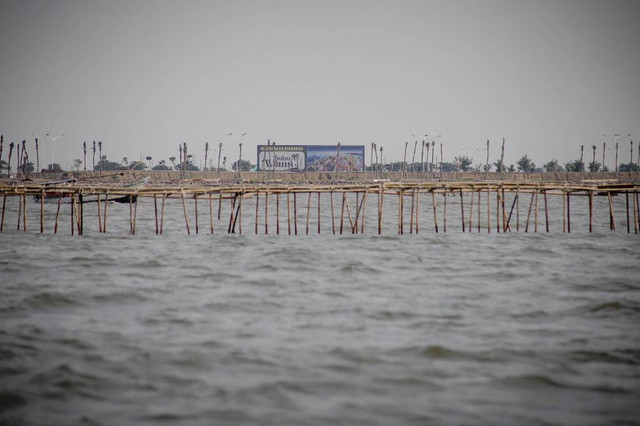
[92,141,96,170]
[146,156,152,168]
[98,142,103,171]
[83,142,87,171]
[169,156,176,169]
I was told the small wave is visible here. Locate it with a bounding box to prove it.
[22,292,83,309]
[498,374,567,389]
[91,291,148,304]
[569,350,639,365]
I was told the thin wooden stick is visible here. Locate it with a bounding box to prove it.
[607,191,615,231]
[567,191,571,233]
[469,186,474,232]
[626,191,630,233]
[414,188,419,234]
[287,192,291,235]
[0,194,6,231]
[331,190,336,234]
[153,194,158,234]
[293,192,298,235]
[306,192,311,235]
[276,193,280,235]
[217,191,223,220]
[495,189,500,233]
[255,191,260,235]
[194,195,199,234]
[265,190,269,235]
[209,192,214,234]
[97,193,103,233]
[398,190,403,234]
[318,192,321,234]
[589,190,593,233]
[460,189,465,232]
[70,194,74,235]
[228,194,237,234]
[477,189,481,233]
[129,194,134,234]
[181,190,191,234]
[487,186,491,233]
[103,191,109,233]
[17,192,22,231]
[544,190,549,232]
[442,190,447,233]
[54,193,62,234]
[237,191,243,234]
[505,194,518,230]
[132,193,138,235]
[516,187,520,232]
[345,193,354,233]
[525,192,535,232]
[534,190,539,233]
[431,190,439,233]
[634,191,639,234]
[410,189,415,234]
[40,190,45,233]
[160,194,166,234]
[340,191,346,235]
[562,188,566,233]
[378,187,385,235]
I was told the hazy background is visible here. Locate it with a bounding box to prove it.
[1,0,639,170]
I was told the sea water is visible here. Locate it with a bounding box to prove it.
[1,193,639,425]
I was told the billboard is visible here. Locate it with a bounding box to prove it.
[257,145,365,172]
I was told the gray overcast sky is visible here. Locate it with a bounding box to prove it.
[1,0,639,169]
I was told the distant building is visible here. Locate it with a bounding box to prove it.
[257,145,365,172]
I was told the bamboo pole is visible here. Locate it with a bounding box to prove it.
[97,193,103,233]
[460,189,465,232]
[378,187,385,235]
[103,191,109,233]
[477,188,481,233]
[414,188,419,234]
[40,190,45,233]
[355,192,360,233]
[54,193,62,234]
[398,190,403,234]
[228,194,237,234]
[431,190,438,233]
[534,190,539,233]
[265,190,269,235]
[501,188,508,232]
[70,194,74,235]
[469,186,474,232]
[129,194,134,234]
[237,191,243,234]
[181,190,191,234]
[487,186,491,233]
[17,193,21,231]
[318,192,321,234]
[255,190,259,235]
[306,192,311,235]
[276,193,280,235]
[287,192,291,235]
[24,193,28,233]
[340,191,346,235]
[543,190,549,232]
[345,193,354,233]
[626,191,630,233]
[634,191,639,234]
[160,194,166,235]
[132,193,138,235]
[209,192,214,234]
[442,189,447,233]
[293,192,298,235]
[525,192,535,232]
[562,188,566,233]
[0,194,6,231]
[218,192,223,220]
[567,192,571,233]
[495,189,500,233]
[331,190,336,234]
[194,195,199,234]
[516,187,520,232]
[589,190,593,233]
[607,191,615,231]
[505,194,518,231]
[410,189,415,234]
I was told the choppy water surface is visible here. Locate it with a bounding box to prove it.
[1,195,639,425]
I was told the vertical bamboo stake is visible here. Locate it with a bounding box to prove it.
[40,190,45,233]
[331,190,336,234]
[469,186,474,232]
[209,192,214,234]
[378,187,385,235]
[501,188,508,231]
[276,193,280,235]
[238,191,243,234]
[24,193,28,233]
[227,195,236,234]
[589,190,593,233]
[181,190,191,234]
[534,190,539,233]
[255,191,259,235]
[54,193,62,234]
[495,189,500,233]
[293,192,298,235]
[409,189,415,234]
[487,186,491,233]
[634,191,639,234]
[0,194,6,231]
[132,194,138,235]
[218,192,223,220]
[17,193,22,231]
[414,188,419,234]
[505,195,518,231]
[625,192,630,233]
[442,190,447,233]
[525,192,535,232]
[543,190,549,232]
[477,189,481,233]
[103,191,109,233]
[194,195,199,234]
[317,192,321,234]
[345,193,354,233]
[460,189,465,232]
[306,192,311,235]
[70,194,74,235]
[340,192,346,235]
[398,190,403,234]
[516,187,520,232]
[160,194,166,235]
[265,190,269,235]
[567,192,571,233]
[607,191,615,231]
[562,188,566,233]
[431,190,438,233]
[79,194,84,235]
[129,194,134,234]
[355,192,360,233]
[287,192,291,235]
[97,193,103,233]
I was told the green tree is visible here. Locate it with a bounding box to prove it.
[619,162,638,172]
[73,159,82,171]
[455,156,473,172]
[96,157,122,171]
[516,155,535,173]
[152,160,170,170]
[588,161,601,172]
[544,159,562,172]
[564,159,584,172]
[231,159,251,171]
[47,163,62,171]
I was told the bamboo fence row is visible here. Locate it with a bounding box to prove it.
[1,181,639,235]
